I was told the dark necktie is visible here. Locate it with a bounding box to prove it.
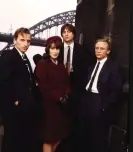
[88,62,100,91]
[22,53,33,81]
[66,46,71,74]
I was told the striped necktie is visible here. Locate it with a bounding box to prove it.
[22,53,33,81]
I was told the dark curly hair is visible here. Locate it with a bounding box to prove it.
[61,23,76,39]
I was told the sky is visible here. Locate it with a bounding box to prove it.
[0,0,77,69]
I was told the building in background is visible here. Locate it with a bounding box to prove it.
[75,0,129,151]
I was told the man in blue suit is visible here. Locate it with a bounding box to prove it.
[78,38,123,152]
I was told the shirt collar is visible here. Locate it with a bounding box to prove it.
[97,57,107,64]
[50,58,58,65]
[15,47,24,57]
[64,41,74,49]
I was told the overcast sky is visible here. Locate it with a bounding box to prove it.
[0,0,77,69]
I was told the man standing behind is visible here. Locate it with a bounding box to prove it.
[60,23,88,112]
[0,27,37,152]
[59,24,88,152]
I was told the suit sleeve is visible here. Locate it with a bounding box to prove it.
[65,81,71,95]
[64,68,71,95]
[0,52,13,108]
[107,64,123,104]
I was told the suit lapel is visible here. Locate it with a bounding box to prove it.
[12,48,32,78]
[87,63,96,81]
[98,59,110,83]
[88,59,111,84]
[12,48,27,71]
[12,48,23,62]
[72,43,76,68]
[60,44,64,63]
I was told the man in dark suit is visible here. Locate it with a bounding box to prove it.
[56,24,88,152]
[78,38,123,152]
[0,27,37,152]
[60,23,88,110]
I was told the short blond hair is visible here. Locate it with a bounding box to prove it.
[95,37,111,50]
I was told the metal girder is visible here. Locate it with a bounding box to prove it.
[1,10,76,51]
[0,43,13,52]
[30,10,76,38]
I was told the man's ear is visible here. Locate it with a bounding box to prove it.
[13,39,16,45]
[107,50,110,55]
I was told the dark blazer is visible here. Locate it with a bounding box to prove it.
[0,48,37,152]
[60,42,88,93]
[0,48,36,113]
[86,58,123,110]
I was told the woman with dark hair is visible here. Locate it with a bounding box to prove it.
[35,36,71,152]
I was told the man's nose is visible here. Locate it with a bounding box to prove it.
[65,32,68,36]
[97,48,101,52]
[24,41,28,46]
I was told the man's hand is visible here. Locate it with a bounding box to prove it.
[15,100,19,106]
[60,95,68,104]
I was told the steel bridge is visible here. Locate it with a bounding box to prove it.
[0,10,76,51]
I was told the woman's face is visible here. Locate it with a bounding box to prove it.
[49,43,60,59]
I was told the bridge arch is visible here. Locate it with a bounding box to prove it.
[30,10,76,37]
[1,10,76,51]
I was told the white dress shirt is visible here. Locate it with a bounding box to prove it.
[86,57,107,93]
[63,42,74,71]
